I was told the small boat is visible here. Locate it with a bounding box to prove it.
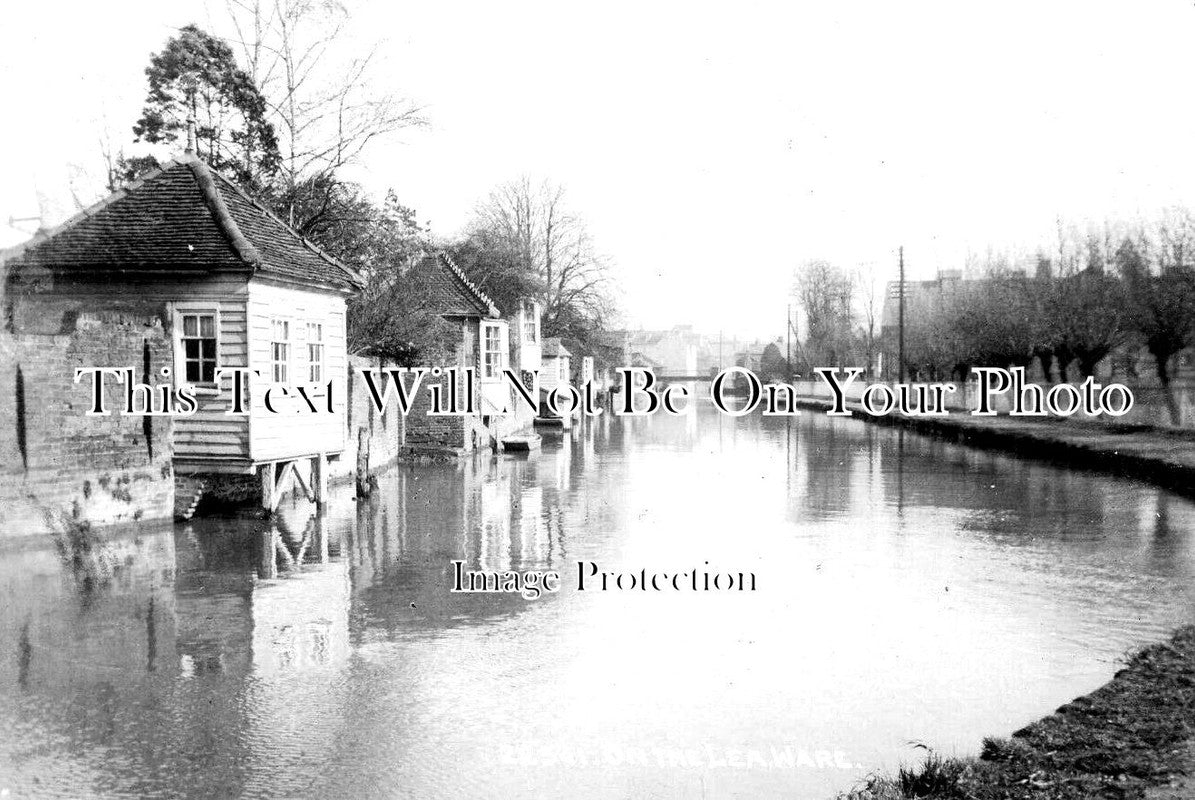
[502,433,543,452]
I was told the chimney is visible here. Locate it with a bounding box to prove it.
[185,115,196,155]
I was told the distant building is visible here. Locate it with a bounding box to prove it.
[620,325,700,376]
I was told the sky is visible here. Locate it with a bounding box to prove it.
[4,1,1195,339]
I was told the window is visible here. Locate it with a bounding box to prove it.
[560,359,568,381]
[307,322,324,382]
[482,321,504,380]
[522,300,537,343]
[271,319,290,383]
[179,311,217,384]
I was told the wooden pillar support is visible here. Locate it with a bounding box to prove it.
[260,461,277,514]
[313,453,328,507]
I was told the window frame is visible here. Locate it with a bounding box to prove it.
[306,321,324,383]
[270,317,291,384]
[522,299,538,344]
[480,320,507,381]
[172,304,221,394]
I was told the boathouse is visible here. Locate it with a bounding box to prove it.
[403,252,540,453]
[2,153,362,518]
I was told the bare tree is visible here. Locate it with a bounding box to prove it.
[461,178,615,345]
[222,0,426,223]
[794,260,857,368]
[854,264,882,378]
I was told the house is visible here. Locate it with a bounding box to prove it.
[402,252,538,453]
[540,337,572,395]
[512,298,542,382]
[2,152,362,519]
[536,337,573,428]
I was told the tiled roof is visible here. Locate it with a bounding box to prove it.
[1,155,361,292]
[542,337,571,358]
[410,251,499,318]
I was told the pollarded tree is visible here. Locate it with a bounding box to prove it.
[126,24,280,189]
[1117,219,1195,425]
[950,267,1042,373]
[1039,224,1128,380]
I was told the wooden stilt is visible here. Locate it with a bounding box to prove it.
[260,462,277,514]
[291,462,315,503]
[313,453,328,506]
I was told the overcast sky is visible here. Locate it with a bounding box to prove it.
[3,1,1195,338]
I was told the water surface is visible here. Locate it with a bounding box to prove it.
[2,405,1194,798]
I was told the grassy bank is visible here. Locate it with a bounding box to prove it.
[838,626,1195,799]
[791,396,1195,499]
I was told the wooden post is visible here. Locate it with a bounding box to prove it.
[898,245,906,384]
[313,453,328,507]
[260,462,276,514]
[258,528,278,579]
[356,428,371,497]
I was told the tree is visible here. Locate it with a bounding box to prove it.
[1117,217,1195,425]
[903,300,959,381]
[461,177,615,349]
[795,260,857,368]
[759,341,790,383]
[854,264,883,378]
[223,0,425,227]
[126,24,280,188]
[1039,222,1127,380]
[950,267,1041,373]
[275,179,445,363]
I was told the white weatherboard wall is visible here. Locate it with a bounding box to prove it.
[168,277,250,464]
[246,280,348,462]
[514,302,541,374]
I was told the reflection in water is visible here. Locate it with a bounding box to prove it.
[2,405,1195,798]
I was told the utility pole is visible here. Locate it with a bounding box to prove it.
[897,246,905,384]
[786,304,791,382]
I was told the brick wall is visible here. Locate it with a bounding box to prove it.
[1,293,175,539]
[402,322,473,455]
[399,320,540,455]
[337,354,405,480]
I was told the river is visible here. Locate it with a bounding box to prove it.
[2,404,1194,798]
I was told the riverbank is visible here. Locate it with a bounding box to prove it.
[791,395,1195,498]
[803,398,1195,799]
[838,625,1195,799]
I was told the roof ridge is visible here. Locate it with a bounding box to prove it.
[439,252,499,317]
[204,167,364,288]
[187,160,262,266]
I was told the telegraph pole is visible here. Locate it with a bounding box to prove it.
[897,246,906,384]
[786,304,791,382]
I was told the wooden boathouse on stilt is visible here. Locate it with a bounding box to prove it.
[1,152,363,517]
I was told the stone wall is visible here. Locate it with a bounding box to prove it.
[1,293,175,539]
